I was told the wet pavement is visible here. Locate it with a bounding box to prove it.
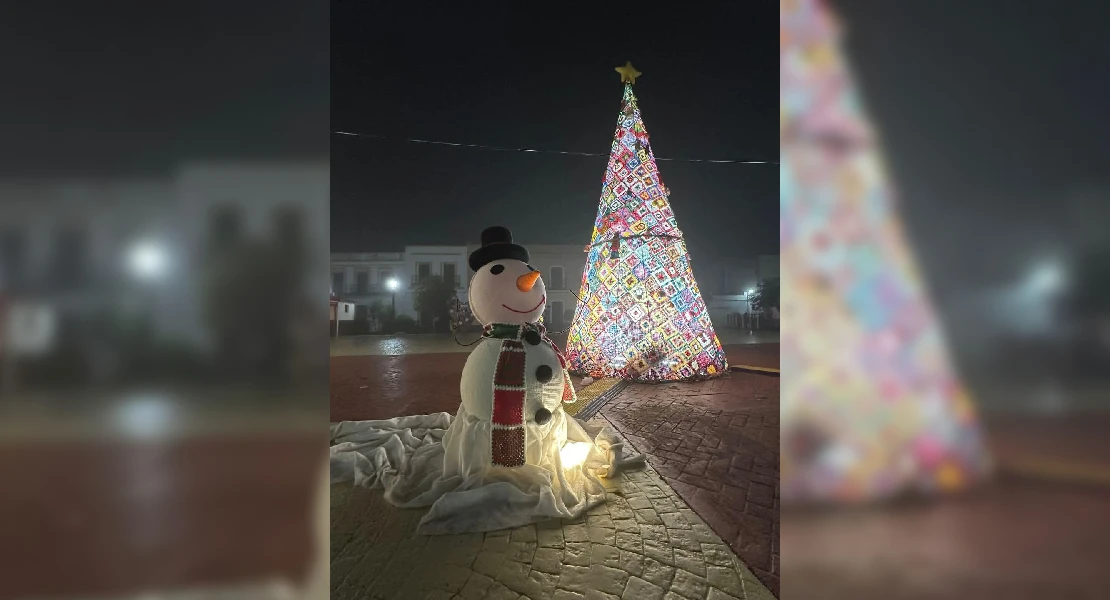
[780,480,1110,599]
[330,329,780,357]
[0,428,322,599]
[329,338,780,424]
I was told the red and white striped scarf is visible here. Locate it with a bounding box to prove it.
[482,322,575,467]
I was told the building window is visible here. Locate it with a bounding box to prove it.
[356,271,369,294]
[0,229,26,288]
[549,266,565,290]
[416,262,431,284]
[332,271,344,294]
[550,300,565,329]
[52,228,86,287]
[206,204,242,254]
[442,262,457,287]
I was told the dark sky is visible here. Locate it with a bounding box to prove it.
[331,2,779,259]
[0,1,329,177]
[832,0,1110,287]
[6,1,1108,282]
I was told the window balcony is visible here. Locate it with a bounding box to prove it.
[411,274,462,288]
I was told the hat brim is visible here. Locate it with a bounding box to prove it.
[469,243,530,272]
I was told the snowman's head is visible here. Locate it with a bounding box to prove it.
[469,259,547,325]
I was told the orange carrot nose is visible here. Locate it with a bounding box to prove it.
[517,270,541,292]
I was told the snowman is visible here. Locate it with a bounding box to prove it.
[444,225,582,473]
[330,226,644,534]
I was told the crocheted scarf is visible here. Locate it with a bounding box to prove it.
[482,321,575,467]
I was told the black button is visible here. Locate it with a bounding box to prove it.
[524,330,542,345]
[535,365,553,383]
[534,408,552,425]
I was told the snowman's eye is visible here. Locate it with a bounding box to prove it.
[490,264,505,275]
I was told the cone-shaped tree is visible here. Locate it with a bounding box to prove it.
[565,66,729,382]
[780,0,991,503]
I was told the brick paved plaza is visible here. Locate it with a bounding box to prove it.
[602,378,780,592]
[329,340,782,598]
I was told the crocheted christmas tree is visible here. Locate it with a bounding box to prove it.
[780,0,991,502]
[565,65,729,382]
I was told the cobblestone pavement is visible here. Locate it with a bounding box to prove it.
[599,376,780,596]
[331,416,776,600]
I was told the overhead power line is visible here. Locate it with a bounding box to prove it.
[333,131,777,165]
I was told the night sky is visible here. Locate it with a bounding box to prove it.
[832,1,1110,288]
[0,1,330,177]
[5,1,1108,285]
[331,2,779,260]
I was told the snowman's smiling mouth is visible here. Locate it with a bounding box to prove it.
[503,295,545,314]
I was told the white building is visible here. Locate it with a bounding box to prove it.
[331,244,588,331]
[331,244,780,332]
[702,254,781,326]
[0,161,330,351]
[331,246,469,326]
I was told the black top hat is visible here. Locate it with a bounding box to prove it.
[469,226,530,271]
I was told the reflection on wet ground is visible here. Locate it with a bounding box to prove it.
[330,329,780,357]
[781,411,1110,599]
[781,480,1110,599]
[1,391,325,598]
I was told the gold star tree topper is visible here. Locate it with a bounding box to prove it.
[615,61,642,84]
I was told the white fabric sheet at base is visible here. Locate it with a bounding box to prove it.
[329,406,616,535]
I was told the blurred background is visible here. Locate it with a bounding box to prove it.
[781,1,1110,598]
[0,2,329,599]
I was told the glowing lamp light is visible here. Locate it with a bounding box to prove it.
[128,241,167,280]
[747,289,755,295]
[114,394,176,438]
[1025,260,1066,296]
[386,278,399,291]
[559,441,594,469]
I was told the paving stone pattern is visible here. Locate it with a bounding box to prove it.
[599,374,780,596]
[330,422,776,600]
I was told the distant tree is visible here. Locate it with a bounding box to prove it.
[413,275,457,332]
[200,206,311,383]
[366,299,387,324]
[1067,246,1110,318]
[750,277,780,313]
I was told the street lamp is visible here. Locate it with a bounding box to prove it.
[386,277,399,316]
[128,241,167,281]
